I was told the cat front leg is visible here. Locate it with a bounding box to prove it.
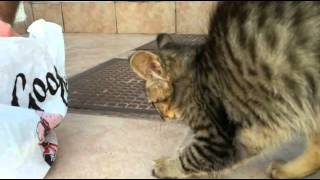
[152,136,241,179]
[152,156,191,179]
[152,153,211,179]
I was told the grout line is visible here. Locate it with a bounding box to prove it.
[175,1,177,34]
[30,2,35,22]
[60,2,65,32]
[114,2,118,34]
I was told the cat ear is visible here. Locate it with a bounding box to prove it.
[157,33,173,49]
[130,51,164,80]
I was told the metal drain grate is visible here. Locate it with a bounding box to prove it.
[68,58,158,116]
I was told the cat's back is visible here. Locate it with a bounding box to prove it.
[204,2,320,119]
[208,1,320,89]
[210,1,320,63]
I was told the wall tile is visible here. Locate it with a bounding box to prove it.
[116,1,175,34]
[62,2,116,33]
[176,1,217,34]
[32,2,64,29]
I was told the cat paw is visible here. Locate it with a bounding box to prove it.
[267,160,289,179]
[152,156,186,179]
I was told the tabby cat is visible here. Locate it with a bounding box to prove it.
[130,1,320,179]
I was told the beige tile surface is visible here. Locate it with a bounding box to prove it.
[32,2,64,29]
[44,112,320,179]
[176,1,217,34]
[45,113,189,179]
[116,1,175,34]
[62,2,116,33]
[64,33,155,78]
[27,1,219,34]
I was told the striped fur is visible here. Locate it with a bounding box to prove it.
[130,1,320,179]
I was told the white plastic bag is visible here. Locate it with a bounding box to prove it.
[0,105,49,179]
[0,19,67,178]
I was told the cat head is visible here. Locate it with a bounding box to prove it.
[130,34,198,121]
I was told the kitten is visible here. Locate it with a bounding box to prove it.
[130,1,320,179]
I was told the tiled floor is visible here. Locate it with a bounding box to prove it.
[45,34,320,179]
[45,113,189,179]
[64,33,155,77]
